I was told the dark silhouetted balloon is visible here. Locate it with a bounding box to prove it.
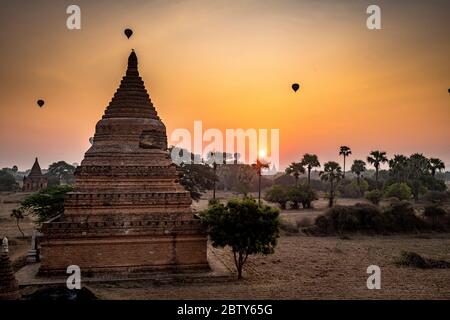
[37,99,45,107]
[448,88,450,94]
[292,83,300,92]
[124,28,133,39]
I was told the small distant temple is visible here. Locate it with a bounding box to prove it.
[40,51,208,275]
[22,158,47,192]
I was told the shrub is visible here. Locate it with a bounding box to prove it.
[296,217,312,228]
[314,215,333,234]
[384,182,412,201]
[264,185,289,209]
[423,191,450,204]
[279,220,299,234]
[365,189,382,205]
[396,251,450,269]
[383,200,425,232]
[319,204,382,234]
[287,185,318,209]
[208,198,220,206]
[423,205,448,228]
[312,201,427,234]
[338,179,369,198]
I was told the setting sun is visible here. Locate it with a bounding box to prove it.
[259,149,266,159]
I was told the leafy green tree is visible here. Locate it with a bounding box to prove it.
[236,165,256,197]
[287,184,318,209]
[287,185,303,209]
[20,185,74,226]
[0,169,19,191]
[264,185,289,209]
[46,161,76,186]
[200,198,280,279]
[384,182,412,200]
[367,150,388,187]
[320,161,343,207]
[177,163,216,201]
[338,179,369,198]
[10,208,26,238]
[339,146,352,178]
[429,158,445,177]
[301,153,320,186]
[364,189,382,205]
[285,162,305,187]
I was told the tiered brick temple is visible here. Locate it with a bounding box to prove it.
[22,158,47,192]
[40,51,208,275]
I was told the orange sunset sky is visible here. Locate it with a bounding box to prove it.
[0,0,449,171]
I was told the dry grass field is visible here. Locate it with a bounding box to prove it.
[2,191,450,299]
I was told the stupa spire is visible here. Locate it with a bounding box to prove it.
[102,50,159,120]
[29,157,42,176]
[126,49,138,75]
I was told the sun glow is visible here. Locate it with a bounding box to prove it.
[259,149,266,159]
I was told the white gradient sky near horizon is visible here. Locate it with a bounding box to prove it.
[0,0,449,171]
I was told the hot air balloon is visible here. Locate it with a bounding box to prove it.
[37,99,45,107]
[291,83,300,92]
[448,88,450,94]
[124,28,133,39]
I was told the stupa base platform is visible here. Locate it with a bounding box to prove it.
[39,217,209,276]
[17,247,232,287]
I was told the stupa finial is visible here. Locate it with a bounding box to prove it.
[127,49,138,71]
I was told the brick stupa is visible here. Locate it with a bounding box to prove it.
[40,51,208,275]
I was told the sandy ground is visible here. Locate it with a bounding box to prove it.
[88,234,450,299]
[0,192,36,264]
[2,191,450,299]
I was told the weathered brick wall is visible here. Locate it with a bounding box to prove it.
[40,234,208,275]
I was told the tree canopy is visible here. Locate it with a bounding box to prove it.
[200,198,280,279]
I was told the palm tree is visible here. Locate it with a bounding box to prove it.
[367,150,388,186]
[207,151,225,200]
[429,158,445,177]
[319,161,343,207]
[388,154,409,182]
[351,160,366,186]
[301,153,320,186]
[339,146,352,178]
[351,160,366,196]
[252,159,270,205]
[285,162,305,187]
